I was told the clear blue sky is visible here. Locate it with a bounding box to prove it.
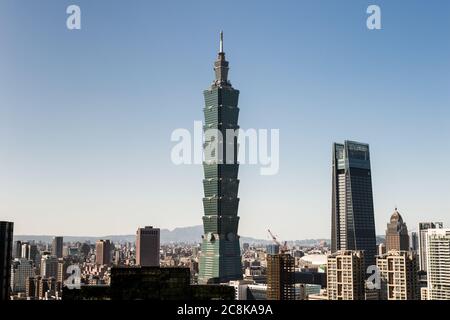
[0,0,449,239]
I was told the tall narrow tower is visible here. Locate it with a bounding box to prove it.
[426,228,450,300]
[198,32,242,284]
[52,236,63,259]
[0,221,13,300]
[418,222,443,271]
[331,141,377,270]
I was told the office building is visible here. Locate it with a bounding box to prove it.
[57,260,70,284]
[229,279,254,300]
[378,243,386,256]
[40,254,58,279]
[331,141,377,270]
[79,243,91,258]
[38,277,58,300]
[0,221,14,300]
[420,287,428,300]
[266,253,295,300]
[95,240,112,265]
[10,258,35,293]
[113,249,121,266]
[296,283,321,300]
[21,243,30,260]
[247,284,267,300]
[199,32,242,284]
[385,208,409,252]
[20,242,38,262]
[13,241,22,259]
[418,222,443,271]
[294,271,327,288]
[411,231,419,252]
[136,226,160,267]
[28,244,38,263]
[426,228,450,300]
[26,276,39,299]
[376,250,419,300]
[327,250,365,300]
[52,237,64,259]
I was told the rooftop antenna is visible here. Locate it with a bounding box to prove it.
[220,31,224,53]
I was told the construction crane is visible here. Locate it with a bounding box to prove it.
[267,229,288,253]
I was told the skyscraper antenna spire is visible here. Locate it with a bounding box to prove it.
[220,31,224,53]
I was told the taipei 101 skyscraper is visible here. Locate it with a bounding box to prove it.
[198,32,242,284]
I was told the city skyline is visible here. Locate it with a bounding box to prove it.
[1,0,450,240]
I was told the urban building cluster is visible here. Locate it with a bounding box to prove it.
[1,34,449,301]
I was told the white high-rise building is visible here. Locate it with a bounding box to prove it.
[376,250,419,300]
[426,228,450,300]
[229,280,253,300]
[327,250,365,300]
[418,222,443,271]
[21,243,30,260]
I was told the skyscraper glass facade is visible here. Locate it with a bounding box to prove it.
[331,141,376,269]
[198,34,242,284]
[0,221,13,300]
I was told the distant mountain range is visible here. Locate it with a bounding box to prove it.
[14,225,385,245]
[14,225,219,244]
[14,225,283,245]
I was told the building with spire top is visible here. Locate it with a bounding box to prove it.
[385,208,410,252]
[198,32,242,284]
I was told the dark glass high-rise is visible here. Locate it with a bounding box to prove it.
[0,221,13,300]
[331,141,377,270]
[198,33,242,284]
